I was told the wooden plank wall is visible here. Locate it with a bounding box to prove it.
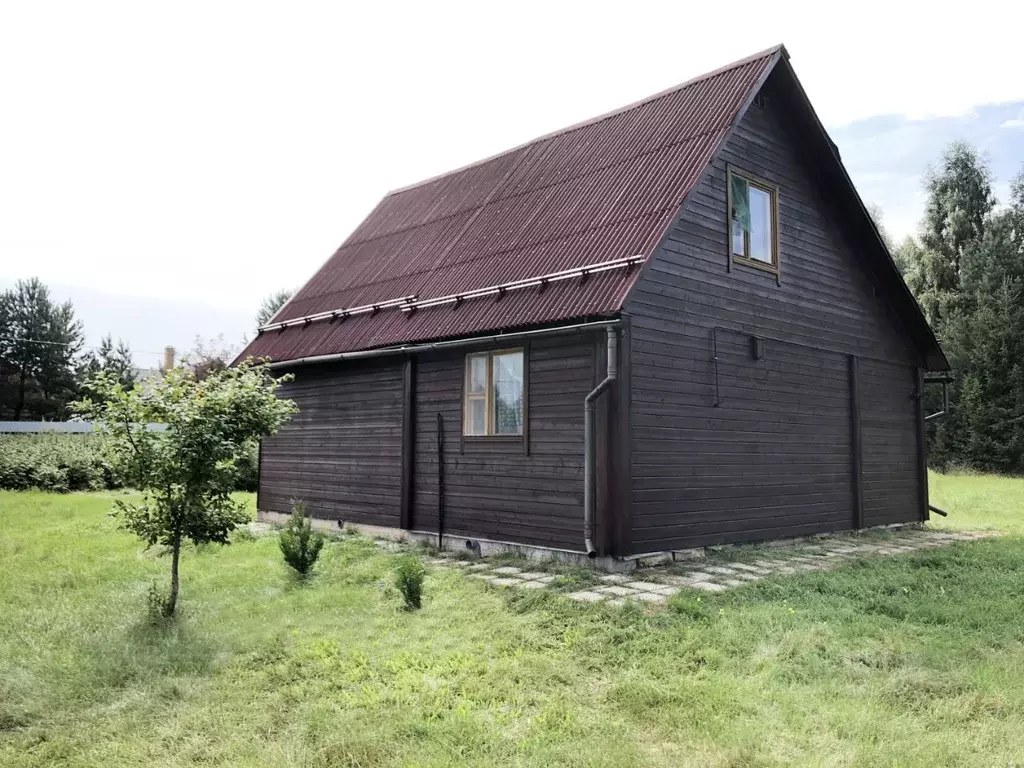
[624,73,923,553]
[258,358,405,527]
[859,359,921,526]
[412,333,596,551]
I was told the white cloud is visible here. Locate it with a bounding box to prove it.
[1001,109,1024,129]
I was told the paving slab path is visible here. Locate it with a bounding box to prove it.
[426,528,995,607]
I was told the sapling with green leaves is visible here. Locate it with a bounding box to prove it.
[279,502,324,576]
[395,555,426,610]
[74,358,297,616]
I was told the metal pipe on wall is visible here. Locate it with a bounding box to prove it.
[583,327,618,557]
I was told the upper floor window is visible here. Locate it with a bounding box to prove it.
[728,166,779,271]
[464,349,524,436]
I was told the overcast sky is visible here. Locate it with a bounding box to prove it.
[2,1,1023,365]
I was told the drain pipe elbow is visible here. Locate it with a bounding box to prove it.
[583,327,618,558]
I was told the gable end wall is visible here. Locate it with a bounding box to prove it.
[623,79,925,553]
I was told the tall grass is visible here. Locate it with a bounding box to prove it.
[929,468,1024,535]
[2,486,1024,766]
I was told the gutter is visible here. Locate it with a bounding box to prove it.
[265,319,620,369]
[583,327,618,557]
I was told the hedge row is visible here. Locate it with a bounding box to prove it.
[0,433,259,493]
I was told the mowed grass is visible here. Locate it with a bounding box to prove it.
[1,475,1023,767]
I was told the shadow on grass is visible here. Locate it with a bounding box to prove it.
[76,610,219,696]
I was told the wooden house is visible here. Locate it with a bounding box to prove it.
[238,45,947,567]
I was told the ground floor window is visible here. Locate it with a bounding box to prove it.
[463,349,524,436]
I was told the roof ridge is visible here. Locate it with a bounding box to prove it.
[386,44,785,197]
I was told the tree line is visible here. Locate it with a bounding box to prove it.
[0,279,293,421]
[0,279,135,420]
[890,141,1024,473]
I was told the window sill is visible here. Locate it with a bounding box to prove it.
[732,255,780,276]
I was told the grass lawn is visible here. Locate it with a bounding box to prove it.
[1,474,1023,767]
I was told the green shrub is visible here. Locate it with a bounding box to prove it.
[0,432,260,493]
[279,503,325,576]
[144,580,173,623]
[0,433,119,492]
[233,442,260,492]
[394,555,426,610]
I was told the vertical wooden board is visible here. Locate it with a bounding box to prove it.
[850,355,864,529]
[400,357,415,530]
[522,340,531,456]
[256,439,264,512]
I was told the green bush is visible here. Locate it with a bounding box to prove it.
[394,555,426,610]
[0,433,121,492]
[234,442,260,492]
[279,503,325,577]
[0,432,260,493]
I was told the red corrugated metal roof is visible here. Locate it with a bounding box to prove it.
[241,47,782,363]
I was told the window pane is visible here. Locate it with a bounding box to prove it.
[468,354,487,394]
[492,351,523,435]
[730,174,750,257]
[466,396,486,435]
[731,217,746,257]
[749,185,773,263]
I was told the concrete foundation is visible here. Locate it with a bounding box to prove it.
[257,510,927,573]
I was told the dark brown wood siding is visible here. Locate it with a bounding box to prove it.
[859,359,921,526]
[624,76,923,553]
[412,333,596,551]
[258,359,404,527]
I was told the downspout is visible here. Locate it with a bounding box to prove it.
[584,327,618,557]
[922,372,953,517]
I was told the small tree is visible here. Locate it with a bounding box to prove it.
[78,334,137,399]
[279,502,325,576]
[180,334,240,382]
[256,289,294,328]
[394,556,426,610]
[74,358,297,616]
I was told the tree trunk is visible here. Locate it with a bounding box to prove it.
[14,370,26,421]
[166,535,181,616]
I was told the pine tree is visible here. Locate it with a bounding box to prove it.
[936,182,1024,472]
[80,335,137,398]
[915,141,995,328]
[256,289,293,328]
[0,278,84,420]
